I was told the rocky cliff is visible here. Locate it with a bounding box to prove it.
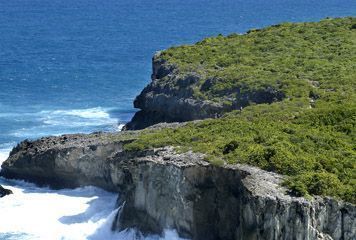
[125,50,286,130]
[0,184,12,198]
[1,133,355,240]
[124,53,224,130]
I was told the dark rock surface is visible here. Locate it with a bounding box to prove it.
[0,184,12,198]
[124,52,227,130]
[125,52,285,130]
[1,133,129,190]
[1,134,355,240]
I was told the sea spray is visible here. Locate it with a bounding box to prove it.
[0,151,186,240]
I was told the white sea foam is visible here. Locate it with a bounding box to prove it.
[0,107,184,239]
[0,151,9,162]
[39,107,119,127]
[9,107,121,138]
[41,107,111,120]
[0,147,12,166]
[0,177,187,240]
[116,123,125,131]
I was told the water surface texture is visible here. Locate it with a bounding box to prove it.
[1,0,355,152]
[0,176,184,240]
[0,0,355,239]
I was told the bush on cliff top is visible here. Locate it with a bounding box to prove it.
[159,17,356,107]
[125,17,356,203]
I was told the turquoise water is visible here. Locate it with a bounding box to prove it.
[0,0,355,239]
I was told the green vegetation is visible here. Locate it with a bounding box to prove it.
[160,17,356,106]
[125,17,356,203]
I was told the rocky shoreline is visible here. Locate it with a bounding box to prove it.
[1,19,356,239]
[1,133,355,240]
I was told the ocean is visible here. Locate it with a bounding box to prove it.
[0,0,355,239]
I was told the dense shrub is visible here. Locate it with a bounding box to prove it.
[125,18,356,203]
[159,17,356,109]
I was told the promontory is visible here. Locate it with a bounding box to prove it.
[1,17,355,240]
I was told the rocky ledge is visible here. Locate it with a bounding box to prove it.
[0,184,12,198]
[124,52,284,130]
[1,133,355,240]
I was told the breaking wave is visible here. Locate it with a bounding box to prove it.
[6,107,123,139]
[0,176,185,240]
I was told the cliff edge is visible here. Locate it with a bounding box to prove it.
[124,53,231,130]
[1,134,355,240]
[1,18,355,240]
[125,51,284,130]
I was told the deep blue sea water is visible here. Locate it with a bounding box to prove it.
[1,0,356,155]
[0,0,355,239]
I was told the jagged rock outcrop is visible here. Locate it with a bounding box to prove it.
[0,184,12,198]
[124,53,224,130]
[125,52,285,130]
[1,134,355,240]
[0,133,127,190]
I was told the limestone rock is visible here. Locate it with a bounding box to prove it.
[1,134,354,240]
[125,52,284,130]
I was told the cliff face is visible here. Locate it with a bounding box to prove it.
[125,54,225,130]
[2,134,355,240]
[1,133,124,191]
[125,52,285,130]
